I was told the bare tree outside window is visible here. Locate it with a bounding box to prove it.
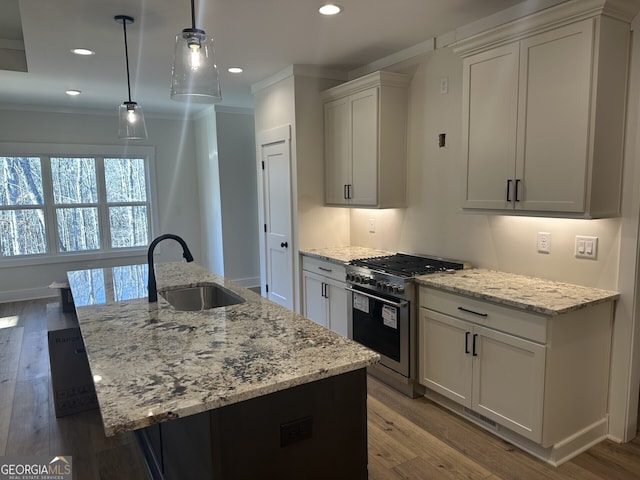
[0,152,152,259]
[0,157,47,256]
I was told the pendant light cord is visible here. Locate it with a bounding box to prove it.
[191,0,196,29]
[122,19,132,103]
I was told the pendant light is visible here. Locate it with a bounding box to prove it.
[115,15,148,140]
[170,0,222,103]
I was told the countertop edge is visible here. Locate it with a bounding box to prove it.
[103,356,379,436]
[300,246,394,265]
[415,270,620,316]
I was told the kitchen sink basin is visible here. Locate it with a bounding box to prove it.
[159,284,245,311]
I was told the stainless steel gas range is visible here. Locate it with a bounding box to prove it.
[346,253,467,398]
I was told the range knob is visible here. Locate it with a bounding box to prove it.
[397,285,405,294]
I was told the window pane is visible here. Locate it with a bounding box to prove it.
[67,269,106,306]
[112,264,148,301]
[104,158,147,202]
[109,206,148,248]
[0,157,43,206]
[56,207,100,252]
[51,157,98,204]
[0,209,47,256]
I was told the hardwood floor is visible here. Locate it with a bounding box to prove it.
[1,298,639,480]
[0,299,149,480]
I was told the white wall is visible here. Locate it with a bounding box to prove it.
[195,110,224,275]
[0,109,202,301]
[195,107,259,287]
[294,75,349,250]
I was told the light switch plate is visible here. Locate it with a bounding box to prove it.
[575,235,598,259]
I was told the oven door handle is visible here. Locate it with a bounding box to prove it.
[345,286,408,308]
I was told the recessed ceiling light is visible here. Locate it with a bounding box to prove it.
[228,67,243,74]
[319,4,342,15]
[71,48,95,56]
[65,90,82,96]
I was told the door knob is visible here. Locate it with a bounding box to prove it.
[281,241,288,248]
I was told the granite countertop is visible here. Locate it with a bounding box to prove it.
[415,268,620,316]
[67,262,379,436]
[300,246,393,264]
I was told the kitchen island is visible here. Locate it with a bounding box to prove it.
[67,262,379,480]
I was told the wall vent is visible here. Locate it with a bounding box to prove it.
[463,407,498,430]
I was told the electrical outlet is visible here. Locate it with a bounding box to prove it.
[368,218,376,233]
[280,416,313,447]
[575,235,598,259]
[537,232,551,253]
[440,77,449,94]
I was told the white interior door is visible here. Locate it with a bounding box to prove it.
[261,139,294,310]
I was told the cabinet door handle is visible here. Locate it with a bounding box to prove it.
[506,179,512,202]
[457,306,488,318]
[321,282,327,298]
[465,331,471,354]
[472,333,478,356]
[344,184,349,200]
[346,184,352,199]
[515,179,521,202]
[281,241,288,248]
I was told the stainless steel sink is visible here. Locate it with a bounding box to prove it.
[159,284,245,311]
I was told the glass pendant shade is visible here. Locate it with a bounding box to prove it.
[115,15,148,140]
[170,28,222,103]
[118,101,148,140]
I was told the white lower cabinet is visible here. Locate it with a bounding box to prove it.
[421,309,545,442]
[419,286,613,456]
[302,256,348,337]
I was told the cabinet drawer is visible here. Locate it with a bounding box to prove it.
[420,287,547,344]
[301,256,346,283]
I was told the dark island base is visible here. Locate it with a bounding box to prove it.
[136,368,369,480]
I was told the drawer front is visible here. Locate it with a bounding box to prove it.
[420,287,547,343]
[301,255,346,283]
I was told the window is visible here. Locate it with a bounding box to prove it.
[0,144,156,262]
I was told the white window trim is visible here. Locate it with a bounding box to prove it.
[0,142,158,267]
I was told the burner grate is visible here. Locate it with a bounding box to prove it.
[350,253,464,277]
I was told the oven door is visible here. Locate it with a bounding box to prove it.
[347,285,410,377]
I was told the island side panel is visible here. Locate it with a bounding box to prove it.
[210,368,368,480]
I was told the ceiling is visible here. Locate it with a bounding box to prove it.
[1,0,554,117]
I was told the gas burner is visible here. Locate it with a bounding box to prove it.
[349,253,465,278]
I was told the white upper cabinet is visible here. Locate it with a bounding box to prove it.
[456,2,631,218]
[321,71,410,208]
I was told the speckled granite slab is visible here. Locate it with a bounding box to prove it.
[415,268,619,316]
[300,246,393,264]
[67,262,379,437]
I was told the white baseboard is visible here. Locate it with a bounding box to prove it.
[424,388,609,467]
[229,276,260,289]
[0,287,57,304]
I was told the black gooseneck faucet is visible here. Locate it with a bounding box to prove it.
[147,234,194,303]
